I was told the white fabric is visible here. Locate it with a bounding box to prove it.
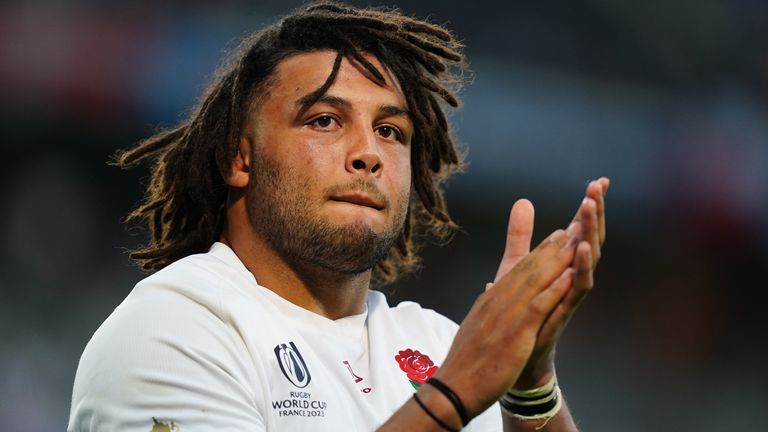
[68,242,502,431]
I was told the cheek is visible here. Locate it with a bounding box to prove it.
[296,135,346,171]
[387,149,412,192]
[261,135,339,185]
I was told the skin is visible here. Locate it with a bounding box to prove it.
[221,49,609,432]
[222,50,413,320]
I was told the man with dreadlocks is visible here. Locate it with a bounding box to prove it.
[69,2,609,431]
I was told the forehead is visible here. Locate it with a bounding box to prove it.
[267,50,407,107]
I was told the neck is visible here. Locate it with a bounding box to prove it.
[222,200,371,320]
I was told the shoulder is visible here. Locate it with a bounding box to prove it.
[368,291,460,344]
[93,249,245,340]
[136,243,252,301]
[69,247,263,431]
[110,243,258,326]
[77,245,258,374]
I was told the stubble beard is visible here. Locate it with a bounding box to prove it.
[245,155,408,275]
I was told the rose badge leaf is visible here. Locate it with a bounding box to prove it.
[394,348,438,390]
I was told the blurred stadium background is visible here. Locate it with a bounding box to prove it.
[1,1,767,430]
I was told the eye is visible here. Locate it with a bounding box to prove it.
[307,115,340,130]
[376,125,403,142]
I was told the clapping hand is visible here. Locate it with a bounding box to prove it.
[490,178,609,388]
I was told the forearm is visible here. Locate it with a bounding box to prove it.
[378,384,465,432]
[377,385,579,432]
[500,364,578,432]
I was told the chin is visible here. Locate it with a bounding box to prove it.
[326,210,388,232]
[333,219,383,238]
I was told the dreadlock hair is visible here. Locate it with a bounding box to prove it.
[116,1,468,286]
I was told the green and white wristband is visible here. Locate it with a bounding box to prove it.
[506,375,557,400]
[500,376,563,429]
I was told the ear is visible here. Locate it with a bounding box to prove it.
[225,136,252,188]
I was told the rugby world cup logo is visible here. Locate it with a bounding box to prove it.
[274,342,312,388]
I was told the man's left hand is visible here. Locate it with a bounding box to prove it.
[488,177,609,389]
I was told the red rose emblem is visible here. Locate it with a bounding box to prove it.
[395,348,439,389]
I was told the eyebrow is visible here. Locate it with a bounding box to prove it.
[296,94,349,110]
[379,104,411,120]
[295,93,412,121]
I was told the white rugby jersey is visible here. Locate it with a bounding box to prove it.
[68,242,502,431]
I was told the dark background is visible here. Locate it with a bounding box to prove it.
[1,1,767,430]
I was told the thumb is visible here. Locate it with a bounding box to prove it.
[493,199,535,284]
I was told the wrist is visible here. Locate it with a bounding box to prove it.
[514,358,555,390]
[501,373,563,428]
[417,382,463,431]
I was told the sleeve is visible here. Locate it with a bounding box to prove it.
[68,284,266,432]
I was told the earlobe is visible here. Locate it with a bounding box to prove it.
[225,137,252,188]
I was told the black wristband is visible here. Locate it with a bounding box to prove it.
[413,393,459,432]
[426,377,470,427]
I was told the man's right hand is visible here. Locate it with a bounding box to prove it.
[433,222,580,419]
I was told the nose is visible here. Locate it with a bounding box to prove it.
[345,126,382,175]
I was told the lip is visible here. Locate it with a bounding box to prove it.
[330,193,384,211]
